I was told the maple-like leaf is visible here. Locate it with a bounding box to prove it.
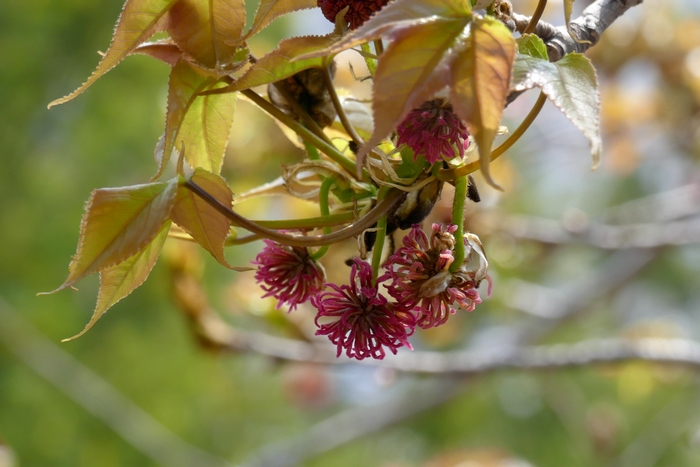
[171,169,238,268]
[513,35,601,168]
[297,0,516,187]
[48,0,178,108]
[62,222,172,342]
[166,0,247,72]
[242,0,318,42]
[155,59,236,178]
[46,180,178,294]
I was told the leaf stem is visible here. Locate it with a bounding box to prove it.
[370,187,390,282]
[437,91,547,181]
[311,178,336,259]
[449,176,467,272]
[184,179,404,247]
[360,43,377,75]
[322,64,364,147]
[523,0,547,35]
[271,81,332,145]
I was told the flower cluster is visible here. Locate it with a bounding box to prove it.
[318,0,390,29]
[396,99,470,164]
[252,224,489,360]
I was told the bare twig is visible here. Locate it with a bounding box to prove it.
[0,296,233,467]
[514,0,645,62]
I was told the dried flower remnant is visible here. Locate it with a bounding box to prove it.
[252,239,326,311]
[312,259,415,360]
[318,0,390,29]
[396,99,470,164]
[385,224,488,329]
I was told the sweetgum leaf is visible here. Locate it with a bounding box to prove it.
[156,59,236,178]
[244,0,318,42]
[133,39,183,66]
[63,222,172,342]
[47,180,178,294]
[512,40,601,168]
[517,33,548,60]
[451,15,516,189]
[48,0,177,108]
[171,169,237,268]
[166,0,247,71]
[218,30,343,93]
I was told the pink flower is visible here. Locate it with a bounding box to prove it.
[252,240,326,311]
[311,260,415,360]
[396,99,469,164]
[385,224,486,329]
[318,0,390,29]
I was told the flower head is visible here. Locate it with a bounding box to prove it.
[311,260,415,360]
[385,224,487,329]
[318,0,390,29]
[396,99,469,164]
[252,240,326,311]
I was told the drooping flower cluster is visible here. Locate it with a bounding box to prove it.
[251,225,489,360]
[396,99,470,164]
[252,239,326,312]
[311,259,415,360]
[318,0,390,29]
[384,224,488,329]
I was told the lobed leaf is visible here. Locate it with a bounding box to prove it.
[512,45,601,168]
[48,0,178,108]
[166,0,248,72]
[48,180,178,294]
[450,15,516,189]
[171,169,234,268]
[156,59,236,177]
[63,222,172,342]
[243,0,318,42]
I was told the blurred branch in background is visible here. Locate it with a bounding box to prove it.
[0,296,233,467]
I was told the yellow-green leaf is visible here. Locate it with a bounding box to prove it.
[450,15,516,189]
[171,169,233,268]
[48,0,178,108]
[167,0,247,71]
[512,44,601,168]
[63,222,172,342]
[517,33,548,60]
[243,0,318,42]
[156,60,236,177]
[47,180,178,293]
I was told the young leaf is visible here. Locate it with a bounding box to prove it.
[450,15,516,189]
[218,31,343,93]
[48,0,178,108]
[517,33,548,60]
[512,40,601,168]
[243,0,318,42]
[133,39,183,66]
[47,180,178,294]
[156,59,236,178]
[63,222,172,342]
[166,0,247,71]
[171,169,236,268]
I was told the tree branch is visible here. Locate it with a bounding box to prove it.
[514,0,645,62]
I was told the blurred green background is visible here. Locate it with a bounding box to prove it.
[2,0,700,466]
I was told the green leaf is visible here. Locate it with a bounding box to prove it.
[171,170,235,268]
[450,16,516,189]
[63,222,171,342]
[156,59,236,178]
[512,51,601,168]
[47,180,178,294]
[48,0,178,108]
[243,0,318,42]
[166,0,248,71]
[517,33,548,60]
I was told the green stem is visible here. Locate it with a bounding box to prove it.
[185,180,403,247]
[241,89,360,179]
[251,212,355,230]
[322,64,364,147]
[311,178,336,260]
[437,91,548,181]
[450,176,467,272]
[370,187,389,282]
[360,43,377,75]
[523,0,547,35]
